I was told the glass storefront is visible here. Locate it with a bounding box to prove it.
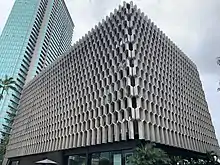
[68,155,87,165]
[67,150,133,165]
[113,154,121,165]
[10,161,19,165]
[91,152,111,165]
[124,153,133,165]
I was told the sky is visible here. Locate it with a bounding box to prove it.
[0,0,220,142]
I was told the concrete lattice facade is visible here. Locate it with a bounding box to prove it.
[6,2,219,159]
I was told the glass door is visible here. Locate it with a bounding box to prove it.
[124,153,133,165]
[113,153,122,165]
[68,155,87,165]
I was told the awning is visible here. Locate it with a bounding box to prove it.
[35,159,57,164]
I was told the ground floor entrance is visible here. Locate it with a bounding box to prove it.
[64,140,136,165]
[67,149,133,165]
[8,140,203,165]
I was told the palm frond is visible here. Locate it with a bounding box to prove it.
[2,85,16,94]
[0,76,16,101]
[217,57,220,66]
[7,77,13,81]
[4,80,15,86]
[4,86,9,94]
[3,75,9,84]
[129,143,171,165]
[9,78,16,84]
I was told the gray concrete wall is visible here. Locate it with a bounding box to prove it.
[5,1,219,159]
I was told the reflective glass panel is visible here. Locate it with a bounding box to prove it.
[68,155,86,165]
[113,154,121,165]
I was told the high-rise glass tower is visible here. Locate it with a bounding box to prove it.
[0,0,74,137]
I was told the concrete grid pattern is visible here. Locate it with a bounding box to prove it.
[6,2,219,158]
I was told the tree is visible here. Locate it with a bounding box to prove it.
[170,156,184,165]
[0,134,9,163]
[203,151,219,165]
[176,151,219,165]
[0,75,16,164]
[217,57,220,66]
[128,143,171,165]
[0,75,16,100]
[187,158,204,165]
[217,57,220,91]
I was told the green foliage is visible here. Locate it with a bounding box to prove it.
[170,151,219,165]
[217,57,220,66]
[217,57,220,91]
[0,75,16,101]
[0,135,9,162]
[203,151,219,165]
[128,143,171,165]
[128,143,219,165]
[170,156,183,165]
[0,75,16,164]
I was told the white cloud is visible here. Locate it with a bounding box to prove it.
[0,0,14,34]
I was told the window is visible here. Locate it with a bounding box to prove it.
[91,153,100,165]
[100,152,111,165]
[113,154,121,165]
[11,161,20,165]
[124,152,133,165]
[68,155,86,165]
[87,151,133,165]
[91,152,111,165]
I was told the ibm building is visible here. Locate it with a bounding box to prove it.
[5,2,219,165]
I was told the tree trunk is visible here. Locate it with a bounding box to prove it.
[1,89,4,95]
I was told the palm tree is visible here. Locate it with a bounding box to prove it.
[217,57,220,66]
[0,76,16,164]
[170,156,183,165]
[0,75,16,100]
[0,134,9,164]
[217,57,220,91]
[128,143,171,165]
